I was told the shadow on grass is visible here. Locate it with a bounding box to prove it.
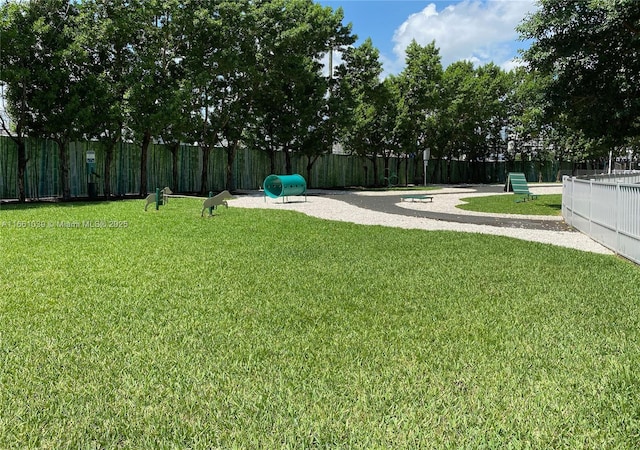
[0,202,93,211]
[0,196,145,211]
[547,203,563,211]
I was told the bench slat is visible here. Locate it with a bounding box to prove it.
[401,194,433,202]
[507,173,538,201]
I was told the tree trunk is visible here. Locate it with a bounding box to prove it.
[382,156,391,186]
[556,154,564,182]
[435,157,442,184]
[56,138,70,200]
[169,142,179,192]
[268,146,277,175]
[415,154,422,185]
[284,148,293,174]
[103,144,114,199]
[306,155,319,189]
[200,145,210,195]
[404,156,409,187]
[369,156,378,188]
[140,130,152,197]
[383,156,390,177]
[225,140,238,192]
[16,139,27,203]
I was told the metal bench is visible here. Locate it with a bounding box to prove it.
[400,194,434,203]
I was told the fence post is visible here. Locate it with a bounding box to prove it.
[563,176,573,226]
[570,176,574,226]
[616,182,621,252]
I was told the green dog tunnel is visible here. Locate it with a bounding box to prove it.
[263,174,307,202]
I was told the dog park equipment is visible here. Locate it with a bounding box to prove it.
[401,194,433,202]
[506,173,538,202]
[202,190,233,217]
[144,187,173,211]
[263,174,307,202]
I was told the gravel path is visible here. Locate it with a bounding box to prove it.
[231,185,613,255]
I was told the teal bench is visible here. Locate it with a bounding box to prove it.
[506,173,538,202]
[400,194,433,203]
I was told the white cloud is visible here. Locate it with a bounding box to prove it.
[392,0,537,70]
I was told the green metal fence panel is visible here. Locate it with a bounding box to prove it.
[0,137,17,199]
[32,139,57,199]
[0,135,582,200]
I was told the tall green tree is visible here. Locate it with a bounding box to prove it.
[251,0,354,178]
[519,0,640,148]
[127,0,183,196]
[505,68,553,173]
[252,56,329,176]
[76,0,145,198]
[157,78,197,192]
[213,0,258,192]
[176,0,219,194]
[177,0,257,193]
[392,41,444,185]
[467,63,510,181]
[336,38,393,186]
[0,0,38,202]
[396,41,443,160]
[1,0,92,200]
[23,0,92,199]
[436,61,477,182]
[422,60,510,183]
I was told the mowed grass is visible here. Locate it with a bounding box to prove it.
[0,198,639,448]
[458,193,563,216]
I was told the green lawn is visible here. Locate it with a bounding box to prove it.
[0,198,639,448]
[458,194,563,216]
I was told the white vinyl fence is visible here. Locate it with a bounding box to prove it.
[563,174,640,264]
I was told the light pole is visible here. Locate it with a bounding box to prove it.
[423,148,430,186]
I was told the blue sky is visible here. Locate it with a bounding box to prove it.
[317,0,538,75]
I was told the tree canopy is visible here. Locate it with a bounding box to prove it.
[2,0,636,200]
[519,0,640,147]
